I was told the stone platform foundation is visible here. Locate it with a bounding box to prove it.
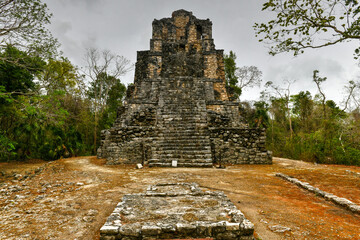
[100,183,254,240]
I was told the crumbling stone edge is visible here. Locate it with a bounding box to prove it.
[276,173,360,214]
[100,183,255,240]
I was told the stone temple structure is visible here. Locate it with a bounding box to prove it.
[97,10,272,167]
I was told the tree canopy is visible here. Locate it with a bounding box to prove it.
[224,51,263,101]
[254,0,360,57]
[0,45,45,94]
[0,0,58,60]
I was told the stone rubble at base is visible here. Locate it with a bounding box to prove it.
[100,183,254,240]
[97,10,272,167]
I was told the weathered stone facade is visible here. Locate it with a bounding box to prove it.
[97,10,272,167]
[100,183,254,239]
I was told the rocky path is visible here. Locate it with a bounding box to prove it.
[0,157,359,239]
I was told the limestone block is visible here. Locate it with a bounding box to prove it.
[100,225,119,235]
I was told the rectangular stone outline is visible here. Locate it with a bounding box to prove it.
[276,173,360,214]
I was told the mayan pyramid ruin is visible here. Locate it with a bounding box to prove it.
[97,9,272,167]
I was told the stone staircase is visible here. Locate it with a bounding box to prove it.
[149,79,213,167]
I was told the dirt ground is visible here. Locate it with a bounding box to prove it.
[0,157,359,240]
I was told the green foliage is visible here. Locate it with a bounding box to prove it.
[0,132,17,160]
[0,45,107,161]
[0,45,45,94]
[39,57,83,94]
[224,51,238,86]
[0,79,97,161]
[291,91,313,130]
[0,0,59,59]
[254,0,360,58]
[263,79,360,166]
[224,51,242,100]
[250,101,270,128]
[224,51,263,101]
[0,5,131,162]
[99,80,126,129]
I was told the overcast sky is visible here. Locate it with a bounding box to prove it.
[43,0,360,105]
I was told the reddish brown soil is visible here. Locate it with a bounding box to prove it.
[0,157,359,240]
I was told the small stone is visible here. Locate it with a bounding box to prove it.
[14,195,25,200]
[34,195,45,201]
[14,174,22,180]
[136,164,143,169]
[260,219,268,224]
[83,216,94,222]
[87,209,98,216]
[269,225,291,233]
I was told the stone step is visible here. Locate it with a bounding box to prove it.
[154,147,211,151]
[156,139,210,143]
[160,108,205,111]
[152,154,212,159]
[148,162,171,167]
[159,110,205,113]
[151,160,213,165]
[158,125,208,129]
[157,126,208,130]
[160,102,206,105]
[155,146,211,151]
[160,116,206,118]
[154,150,211,154]
[158,127,207,130]
[155,143,211,147]
[153,145,211,150]
[153,152,212,156]
[157,136,209,140]
[158,124,207,128]
[160,117,206,120]
[158,128,208,132]
[160,113,201,115]
[153,147,211,151]
[158,131,210,138]
[158,130,209,134]
[160,120,207,124]
[148,161,213,168]
[149,157,213,163]
[159,120,207,124]
[158,117,206,120]
[157,134,210,137]
[178,162,213,168]
[160,118,205,121]
[159,116,206,118]
[157,135,210,139]
[153,145,212,149]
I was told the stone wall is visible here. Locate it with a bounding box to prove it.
[210,128,272,165]
[98,127,155,165]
